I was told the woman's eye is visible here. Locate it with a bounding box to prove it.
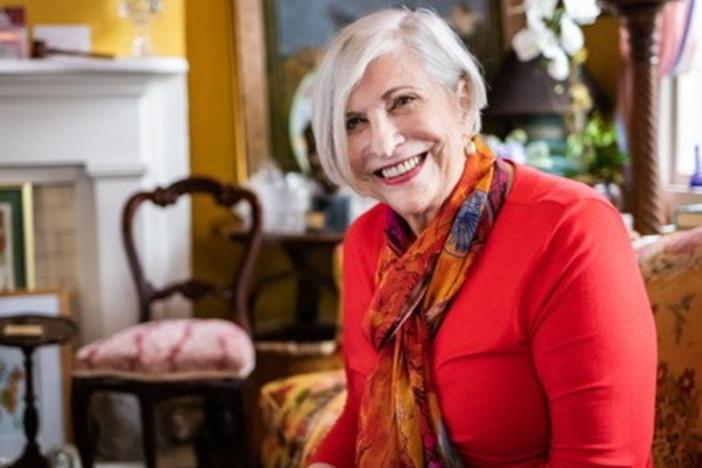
[345,116,364,132]
[391,95,416,110]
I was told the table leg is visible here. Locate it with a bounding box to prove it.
[11,346,50,468]
[281,245,337,324]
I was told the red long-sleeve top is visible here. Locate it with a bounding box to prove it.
[311,164,656,467]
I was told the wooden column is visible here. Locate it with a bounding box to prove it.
[604,0,671,234]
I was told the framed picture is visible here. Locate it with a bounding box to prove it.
[234,0,510,177]
[0,289,71,459]
[0,183,35,291]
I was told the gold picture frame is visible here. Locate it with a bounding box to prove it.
[0,183,35,291]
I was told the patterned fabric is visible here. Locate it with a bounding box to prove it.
[637,226,702,467]
[358,141,509,468]
[259,369,347,468]
[75,318,255,380]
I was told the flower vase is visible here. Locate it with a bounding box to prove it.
[564,60,592,136]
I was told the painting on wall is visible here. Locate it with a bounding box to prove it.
[0,184,34,291]
[263,0,507,173]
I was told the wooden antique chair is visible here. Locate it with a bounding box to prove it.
[71,177,262,468]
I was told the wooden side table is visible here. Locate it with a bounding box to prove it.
[223,227,343,339]
[258,231,342,324]
[0,314,76,468]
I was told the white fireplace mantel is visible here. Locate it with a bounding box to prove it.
[0,57,191,342]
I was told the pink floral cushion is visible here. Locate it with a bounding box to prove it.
[74,319,255,380]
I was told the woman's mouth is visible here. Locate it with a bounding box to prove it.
[374,152,427,184]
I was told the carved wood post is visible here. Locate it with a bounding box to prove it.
[604,0,672,234]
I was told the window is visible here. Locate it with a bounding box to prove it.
[660,1,701,204]
[672,67,702,181]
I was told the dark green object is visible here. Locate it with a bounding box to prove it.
[0,187,29,289]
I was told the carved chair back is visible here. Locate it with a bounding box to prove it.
[122,177,262,333]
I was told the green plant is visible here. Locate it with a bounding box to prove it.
[567,114,628,184]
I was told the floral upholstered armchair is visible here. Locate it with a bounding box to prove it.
[259,226,702,467]
[637,226,702,466]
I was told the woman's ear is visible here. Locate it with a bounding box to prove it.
[455,78,471,121]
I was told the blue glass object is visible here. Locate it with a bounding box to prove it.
[691,144,702,189]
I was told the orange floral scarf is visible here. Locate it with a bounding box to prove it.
[356,140,510,467]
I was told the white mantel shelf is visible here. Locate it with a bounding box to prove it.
[0,57,188,75]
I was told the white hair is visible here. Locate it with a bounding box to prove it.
[311,8,487,189]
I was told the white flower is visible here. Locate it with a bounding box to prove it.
[525,0,559,18]
[512,0,596,79]
[563,0,601,25]
[539,28,563,60]
[547,47,570,80]
[525,7,548,31]
[560,14,585,55]
[512,28,542,61]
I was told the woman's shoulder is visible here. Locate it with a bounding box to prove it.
[508,163,607,209]
[498,163,628,253]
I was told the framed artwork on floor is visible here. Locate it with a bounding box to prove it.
[0,183,35,291]
[0,289,71,459]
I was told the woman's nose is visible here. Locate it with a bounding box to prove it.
[368,113,403,158]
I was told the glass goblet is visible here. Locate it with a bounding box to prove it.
[118,0,162,57]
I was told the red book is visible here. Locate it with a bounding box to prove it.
[0,7,28,58]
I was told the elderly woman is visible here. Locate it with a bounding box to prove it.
[308,8,656,468]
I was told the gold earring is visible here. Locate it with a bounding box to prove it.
[465,139,477,155]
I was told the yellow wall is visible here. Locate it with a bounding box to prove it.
[185,0,247,314]
[584,15,621,111]
[185,0,240,182]
[0,0,184,57]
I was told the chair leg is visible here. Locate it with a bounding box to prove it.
[230,387,250,468]
[195,396,224,468]
[139,396,158,468]
[71,379,95,468]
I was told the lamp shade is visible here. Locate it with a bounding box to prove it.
[485,51,570,117]
[485,51,610,118]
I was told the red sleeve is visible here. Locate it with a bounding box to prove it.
[309,208,383,466]
[527,199,656,467]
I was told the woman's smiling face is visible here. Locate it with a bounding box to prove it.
[345,48,470,233]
